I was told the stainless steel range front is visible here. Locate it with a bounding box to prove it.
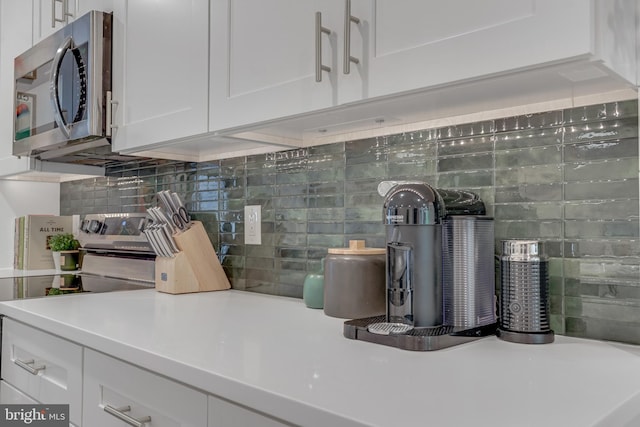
[78,212,155,283]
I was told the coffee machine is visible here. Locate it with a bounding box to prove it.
[344,181,497,350]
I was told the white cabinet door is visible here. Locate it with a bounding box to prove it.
[111,0,209,153]
[1,318,83,426]
[208,395,290,427]
[83,349,208,427]
[210,0,354,131]
[33,0,78,44]
[366,0,591,98]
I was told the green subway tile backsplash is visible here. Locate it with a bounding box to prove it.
[437,135,493,156]
[437,152,493,171]
[565,158,639,181]
[565,220,638,238]
[61,99,640,345]
[564,138,639,162]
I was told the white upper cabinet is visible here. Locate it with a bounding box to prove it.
[33,0,114,44]
[364,0,597,98]
[210,0,637,138]
[110,0,209,153]
[33,0,78,44]
[210,0,351,131]
[2,0,635,162]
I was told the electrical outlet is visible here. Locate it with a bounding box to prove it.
[244,205,261,245]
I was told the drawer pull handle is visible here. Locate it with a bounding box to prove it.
[14,359,46,375]
[104,405,151,427]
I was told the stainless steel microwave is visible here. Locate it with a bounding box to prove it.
[13,11,112,162]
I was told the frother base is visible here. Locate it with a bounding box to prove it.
[496,328,555,344]
[343,315,497,351]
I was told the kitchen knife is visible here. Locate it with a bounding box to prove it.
[162,190,180,212]
[157,191,178,217]
[160,223,180,254]
[153,226,175,258]
[149,206,177,234]
[147,207,164,225]
[143,228,164,257]
[142,213,162,256]
[145,208,175,257]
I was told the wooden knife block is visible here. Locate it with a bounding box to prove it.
[155,221,231,294]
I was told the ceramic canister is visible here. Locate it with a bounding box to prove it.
[323,240,386,319]
[303,259,325,309]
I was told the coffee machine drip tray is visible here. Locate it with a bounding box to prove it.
[343,316,497,351]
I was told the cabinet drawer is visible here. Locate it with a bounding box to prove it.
[0,380,38,404]
[0,381,79,427]
[1,318,82,425]
[83,349,207,427]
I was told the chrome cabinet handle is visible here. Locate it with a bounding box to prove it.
[343,0,360,74]
[315,12,331,82]
[14,358,46,375]
[63,0,74,22]
[52,0,65,27]
[105,91,118,136]
[104,405,151,427]
[51,0,73,28]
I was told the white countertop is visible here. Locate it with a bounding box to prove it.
[0,289,639,427]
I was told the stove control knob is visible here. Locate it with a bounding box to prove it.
[88,220,104,234]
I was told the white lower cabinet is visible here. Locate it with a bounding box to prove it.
[0,317,292,427]
[208,395,291,427]
[82,349,208,427]
[0,380,38,404]
[1,318,83,426]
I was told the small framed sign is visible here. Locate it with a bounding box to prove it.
[15,92,35,140]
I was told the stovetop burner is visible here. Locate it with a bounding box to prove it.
[0,273,154,301]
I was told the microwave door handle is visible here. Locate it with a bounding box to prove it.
[50,36,73,138]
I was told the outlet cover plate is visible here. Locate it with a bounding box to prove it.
[244,205,261,245]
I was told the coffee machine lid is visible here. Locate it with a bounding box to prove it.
[383,182,444,225]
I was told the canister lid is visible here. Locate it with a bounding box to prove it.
[327,240,385,255]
